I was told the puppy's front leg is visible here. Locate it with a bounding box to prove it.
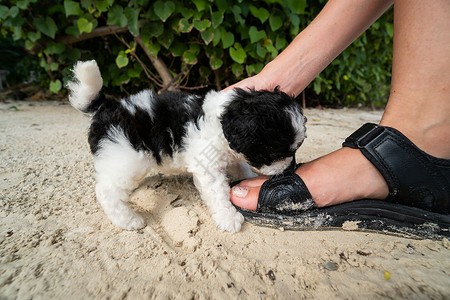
[193,170,244,233]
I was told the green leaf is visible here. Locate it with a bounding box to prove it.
[209,54,223,70]
[289,13,300,27]
[77,18,93,34]
[124,7,140,36]
[5,15,26,27]
[107,5,127,27]
[64,1,84,17]
[246,63,263,75]
[192,0,208,12]
[231,63,244,78]
[66,48,81,61]
[0,6,9,20]
[33,17,58,39]
[269,15,283,31]
[27,31,41,42]
[65,26,80,37]
[154,1,175,22]
[12,26,22,41]
[229,43,246,64]
[211,11,224,28]
[313,78,321,94]
[9,6,19,18]
[201,28,214,45]
[183,49,198,65]
[199,66,212,78]
[221,31,234,49]
[189,44,201,56]
[116,51,129,68]
[146,42,160,56]
[385,23,394,38]
[248,26,266,43]
[275,36,287,50]
[142,21,164,38]
[286,0,307,14]
[215,0,228,12]
[50,62,59,71]
[157,30,174,48]
[95,0,109,12]
[24,40,34,50]
[256,43,267,58]
[45,42,66,54]
[193,19,211,32]
[232,5,245,24]
[249,6,269,23]
[50,80,62,94]
[266,42,278,58]
[40,58,49,71]
[170,41,187,56]
[128,64,143,78]
[179,7,194,19]
[16,0,30,10]
[212,28,221,46]
[178,18,193,33]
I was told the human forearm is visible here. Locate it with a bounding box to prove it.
[231,0,393,96]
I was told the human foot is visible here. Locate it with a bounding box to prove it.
[232,122,450,215]
[231,146,389,211]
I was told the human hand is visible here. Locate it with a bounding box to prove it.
[223,72,277,92]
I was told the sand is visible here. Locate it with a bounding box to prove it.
[1,100,449,299]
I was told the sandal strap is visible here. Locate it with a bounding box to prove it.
[258,169,317,214]
[343,123,450,213]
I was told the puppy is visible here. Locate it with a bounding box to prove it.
[67,60,306,233]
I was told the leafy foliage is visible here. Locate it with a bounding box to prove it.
[1,0,393,107]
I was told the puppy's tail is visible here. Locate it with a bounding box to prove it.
[67,60,103,113]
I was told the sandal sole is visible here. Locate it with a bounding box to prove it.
[235,199,450,240]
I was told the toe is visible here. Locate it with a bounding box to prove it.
[230,184,262,211]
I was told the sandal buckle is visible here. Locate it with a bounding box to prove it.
[342,123,384,149]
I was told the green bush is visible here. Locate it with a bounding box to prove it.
[0,0,393,107]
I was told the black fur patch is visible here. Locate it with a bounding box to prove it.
[220,88,303,168]
[88,90,205,164]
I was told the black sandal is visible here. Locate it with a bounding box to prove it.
[233,123,450,240]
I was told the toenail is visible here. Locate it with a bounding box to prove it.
[232,186,248,198]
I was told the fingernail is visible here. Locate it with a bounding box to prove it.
[232,186,248,198]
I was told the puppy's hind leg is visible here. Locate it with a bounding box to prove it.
[94,140,151,230]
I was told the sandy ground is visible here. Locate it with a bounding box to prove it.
[1,100,449,299]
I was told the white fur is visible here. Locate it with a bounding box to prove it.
[122,90,155,117]
[182,90,246,232]
[90,90,248,232]
[258,156,294,175]
[67,60,103,112]
[68,61,306,233]
[287,106,307,151]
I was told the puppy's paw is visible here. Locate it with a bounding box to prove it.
[110,210,146,230]
[213,207,244,233]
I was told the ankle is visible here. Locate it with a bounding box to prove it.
[381,92,450,159]
[380,118,450,159]
[296,148,389,208]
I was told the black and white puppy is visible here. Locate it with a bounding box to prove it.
[67,60,306,233]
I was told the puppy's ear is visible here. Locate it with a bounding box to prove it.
[220,100,262,154]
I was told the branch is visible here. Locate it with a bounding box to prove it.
[57,26,128,44]
[55,26,176,92]
[135,36,177,92]
[159,65,193,93]
[113,33,163,87]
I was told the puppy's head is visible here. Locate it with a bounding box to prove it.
[221,88,306,175]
